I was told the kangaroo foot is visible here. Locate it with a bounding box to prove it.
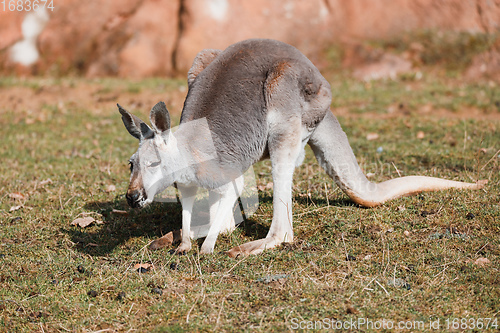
[226,237,283,258]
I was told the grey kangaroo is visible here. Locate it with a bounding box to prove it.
[118,39,486,257]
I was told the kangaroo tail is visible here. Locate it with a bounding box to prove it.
[308,111,487,207]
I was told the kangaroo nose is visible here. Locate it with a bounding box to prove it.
[126,190,142,207]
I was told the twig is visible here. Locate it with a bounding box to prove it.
[475,243,489,256]
[391,162,402,177]
[214,298,225,330]
[325,183,330,206]
[480,149,500,171]
[341,233,349,261]
[218,255,248,285]
[375,280,390,296]
[362,277,377,291]
[293,205,331,217]
[186,294,202,323]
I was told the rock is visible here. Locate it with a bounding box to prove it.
[116,291,126,301]
[1,0,499,77]
[0,10,24,51]
[151,287,163,295]
[87,290,98,297]
[9,8,49,67]
[28,0,177,77]
[466,212,475,220]
[111,0,180,78]
[173,0,334,71]
[366,133,379,141]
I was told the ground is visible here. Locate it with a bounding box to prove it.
[0,71,499,331]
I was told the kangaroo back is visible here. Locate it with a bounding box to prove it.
[179,39,325,174]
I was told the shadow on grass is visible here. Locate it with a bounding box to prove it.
[61,197,183,256]
[62,196,271,256]
[63,191,358,257]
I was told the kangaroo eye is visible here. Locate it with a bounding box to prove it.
[149,161,161,168]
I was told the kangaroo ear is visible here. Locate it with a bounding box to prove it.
[188,49,222,86]
[150,101,171,134]
[117,103,153,140]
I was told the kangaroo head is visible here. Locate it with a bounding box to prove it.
[118,101,173,208]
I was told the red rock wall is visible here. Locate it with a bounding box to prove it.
[1,0,499,77]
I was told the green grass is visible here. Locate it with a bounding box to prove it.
[375,30,497,70]
[0,73,499,332]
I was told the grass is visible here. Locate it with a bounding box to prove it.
[376,30,497,70]
[0,71,499,332]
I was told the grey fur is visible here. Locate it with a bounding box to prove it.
[119,39,485,256]
[181,39,329,179]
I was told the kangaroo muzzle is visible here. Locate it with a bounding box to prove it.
[126,188,147,208]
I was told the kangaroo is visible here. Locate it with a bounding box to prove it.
[118,39,486,257]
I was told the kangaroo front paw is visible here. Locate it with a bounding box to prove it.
[175,241,192,255]
[226,237,283,258]
[199,243,214,255]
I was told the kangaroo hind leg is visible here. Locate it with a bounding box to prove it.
[227,113,303,257]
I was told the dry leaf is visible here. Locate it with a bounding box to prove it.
[9,205,23,212]
[417,131,425,139]
[71,217,95,227]
[403,230,410,236]
[257,182,273,191]
[105,185,116,192]
[71,217,103,228]
[474,257,491,267]
[8,192,25,200]
[134,263,154,270]
[366,133,379,141]
[39,179,53,186]
[112,209,129,216]
[346,303,359,314]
